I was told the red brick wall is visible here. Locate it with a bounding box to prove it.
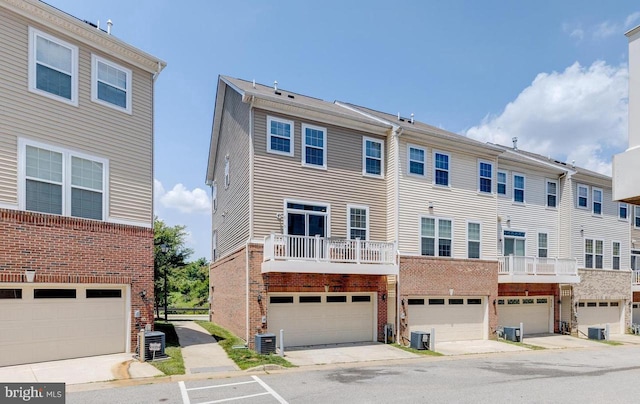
[499,283,560,332]
[210,246,247,342]
[0,209,154,351]
[634,291,640,302]
[399,256,499,340]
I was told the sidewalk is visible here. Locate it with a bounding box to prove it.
[172,321,239,374]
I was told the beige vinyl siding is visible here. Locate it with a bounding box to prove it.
[0,11,154,224]
[571,180,630,269]
[0,135,17,205]
[253,109,387,241]
[496,164,560,258]
[212,87,251,258]
[398,137,498,258]
[386,133,398,243]
[558,175,572,258]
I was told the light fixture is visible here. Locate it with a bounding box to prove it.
[428,201,434,210]
[449,288,454,296]
[506,216,511,227]
[493,299,496,305]
[24,269,35,283]
[139,290,147,299]
[382,293,387,301]
[257,293,262,303]
[525,290,529,296]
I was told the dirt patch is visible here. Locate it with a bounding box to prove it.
[112,360,131,380]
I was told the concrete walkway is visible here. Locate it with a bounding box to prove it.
[172,321,239,373]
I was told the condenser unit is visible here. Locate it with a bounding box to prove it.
[255,333,276,354]
[410,331,430,350]
[140,331,168,361]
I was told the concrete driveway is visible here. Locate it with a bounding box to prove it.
[283,342,419,366]
[522,333,606,349]
[435,339,529,355]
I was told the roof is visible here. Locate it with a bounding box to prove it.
[626,24,640,38]
[2,0,166,74]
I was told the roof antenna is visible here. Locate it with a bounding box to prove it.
[106,19,113,35]
[512,136,518,150]
[274,80,278,91]
[252,79,256,89]
[410,113,414,124]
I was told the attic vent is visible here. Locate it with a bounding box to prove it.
[512,137,518,150]
[397,112,415,124]
[275,91,282,95]
[287,94,294,99]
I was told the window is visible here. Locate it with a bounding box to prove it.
[421,217,452,257]
[585,239,603,269]
[612,241,620,270]
[635,206,640,228]
[34,289,76,299]
[619,203,628,220]
[327,296,347,303]
[212,182,217,212]
[546,180,557,208]
[632,250,640,270]
[299,296,321,303]
[449,298,464,305]
[21,140,107,220]
[513,173,525,203]
[301,124,326,168]
[592,188,602,215]
[538,232,548,258]
[86,289,122,298]
[434,151,450,186]
[348,205,368,240]
[0,289,22,299]
[224,156,230,189]
[28,27,78,105]
[408,298,425,305]
[428,298,445,305]
[363,137,383,177]
[91,55,132,113]
[408,145,426,176]
[270,296,293,304]
[352,295,371,302]
[503,230,526,256]
[577,184,588,208]
[467,221,481,259]
[267,116,294,156]
[467,298,482,305]
[478,161,492,193]
[497,171,507,195]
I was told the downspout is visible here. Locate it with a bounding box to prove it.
[246,240,250,344]
[246,96,256,345]
[392,126,402,344]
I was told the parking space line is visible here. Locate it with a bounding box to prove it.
[197,392,271,404]
[186,380,257,391]
[252,375,289,404]
[179,381,191,404]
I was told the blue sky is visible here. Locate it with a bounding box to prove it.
[48,0,638,261]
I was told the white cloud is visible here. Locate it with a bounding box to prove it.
[562,22,584,41]
[625,12,640,29]
[465,61,628,176]
[154,180,211,213]
[564,12,640,41]
[594,20,618,39]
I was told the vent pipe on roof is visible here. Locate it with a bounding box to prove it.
[572,160,575,168]
[397,112,400,120]
[512,136,518,150]
[410,113,414,124]
[252,79,256,89]
[107,19,113,35]
[274,81,278,91]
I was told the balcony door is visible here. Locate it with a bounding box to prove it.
[503,230,525,256]
[285,201,328,259]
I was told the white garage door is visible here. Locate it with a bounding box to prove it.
[0,285,127,367]
[633,303,640,324]
[407,297,486,341]
[498,296,551,334]
[267,293,375,347]
[577,301,622,335]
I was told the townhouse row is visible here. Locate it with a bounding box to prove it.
[208,76,640,348]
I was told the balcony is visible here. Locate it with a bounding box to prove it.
[633,270,640,292]
[498,256,580,284]
[261,234,398,275]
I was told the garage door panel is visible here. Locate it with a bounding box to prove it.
[407,297,485,342]
[497,297,551,334]
[577,301,621,335]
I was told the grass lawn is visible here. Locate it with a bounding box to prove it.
[150,321,185,375]
[498,338,546,350]
[195,321,294,370]
[393,343,443,356]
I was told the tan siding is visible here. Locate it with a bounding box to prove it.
[558,175,572,258]
[0,135,17,205]
[253,109,387,241]
[386,133,397,243]
[212,88,251,257]
[0,10,154,224]
[398,138,498,258]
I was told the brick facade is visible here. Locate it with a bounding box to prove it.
[634,291,640,302]
[0,209,154,350]
[399,256,499,341]
[574,269,632,331]
[210,243,390,348]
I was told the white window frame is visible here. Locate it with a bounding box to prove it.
[407,144,426,177]
[467,220,481,259]
[283,198,331,237]
[546,179,558,208]
[28,27,79,106]
[612,240,621,270]
[584,238,604,269]
[497,170,507,196]
[91,54,132,114]
[478,160,493,194]
[618,202,628,221]
[503,229,526,257]
[592,187,603,216]
[420,216,454,257]
[224,156,230,189]
[512,172,525,203]
[362,136,384,178]
[18,138,108,220]
[347,204,369,241]
[266,116,295,156]
[537,231,548,258]
[577,184,589,209]
[631,249,640,270]
[301,123,327,169]
[212,182,217,212]
[433,150,450,187]
[635,206,640,229]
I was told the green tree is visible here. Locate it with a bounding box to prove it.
[154,217,193,319]
[168,257,209,307]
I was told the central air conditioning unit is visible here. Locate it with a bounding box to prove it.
[410,331,430,350]
[503,326,521,342]
[255,333,276,354]
[139,330,168,361]
[588,327,605,340]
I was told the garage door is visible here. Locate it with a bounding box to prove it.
[267,293,375,347]
[577,300,622,335]
[407,297,486,341]
[0,285,127,367]
[498,296,551,334]
[633,303,640,324]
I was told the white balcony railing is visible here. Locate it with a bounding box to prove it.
[498,256,578,276]
[633,270,640,286]
[263,234,396,265]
